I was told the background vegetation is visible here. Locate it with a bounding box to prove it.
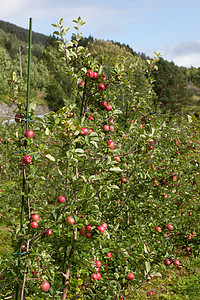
[0,20,200,114]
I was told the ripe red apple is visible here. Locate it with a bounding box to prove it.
[69,112,74,118]
[85,224,92,232]
[91,273,98,281]
[86,232,91,238]
[108,141,115,149]
[100,100,107,107]
[81,127,89,135]
[109,125,114,131]
[102,222,107,229]
[164,259,171,266]
[23,155,32,164]
[107,139,113,145]
[97,225,105,234]
[126,273,134,280]
[24,129,34,138]
[148,292,153,296]
[40,280,50,291]
[122,178,127,183]
[96,260,101,268]
[173,259,180,266]
[96,272,101,280]
[79,81,84,87]
[98,83,105,91]
[115,74,122,81]
[167,224,173,230]
[88,115,94,120]
[116,156,120,162]
[106,252,112,258]
[31,214,39,222]
[106,104,112,111]
[186,247,190,252]
[86,70,94,78]
[30,221,38,229]
[178,265,183,270]
[57,195,65,203]
[67,216,75,225]
[21,245,26,251]
[15,113,22,122]
[80,227,87,236]
[93,72,98,78]
[45,229,53,236]
[103,125,109,131]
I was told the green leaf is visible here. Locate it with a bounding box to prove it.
[145,261,151,274]
[53,31,60,36]
[52,23,59,28]
[45,127,50,135]
[45,154,55,162]
[75,148,85,154]
[109,167,123,172]
[90,141,98,148]
[59,18,64,26]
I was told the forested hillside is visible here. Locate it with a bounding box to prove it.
[0,20,199,115]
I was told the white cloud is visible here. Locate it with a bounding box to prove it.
[161,41,200,67]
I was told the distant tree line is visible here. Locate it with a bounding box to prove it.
[0,20,199,114]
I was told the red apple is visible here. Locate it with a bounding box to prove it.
[67,216,75,225]
[103,125,109,131]
[106,252,112,258]
[91,273,98,281]
[69,112,74,118]
[148,292,153,296]
[23,155,32,164]
[79,81,84,87]
[100,100,107,107]
[122,178,126,183]
[173,259,180,266]
[40,280,50,291]
[156,226,162,233]
[96,260,101,268]
[88,115,94,120]
[116,156,120,162]
[24,129,34,138]
[98,83,105,91]
[21,245,26,251]
[30,221,38,229]
[86,70,94,78]
[167,224,173,230]
[45,229,53,236]
[57,196,65,203]
[115,74,122,81]
[80,227,87,236]
[81,127,89,135]
[109,125,114,131]
[97,225,105,234]
[164,259,171,266]
[86,232,91,238]
[102,222,107,229]
[85,224,92,232]
[186,247,190,252]
[31,214,39,222]
[93,72,98,78]
[126,273,134,280]
[96,272,101,280]
[108,141,115,149]
[106,105,112,111]
[15,113,23,123]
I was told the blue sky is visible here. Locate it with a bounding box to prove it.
[1,0,200,67]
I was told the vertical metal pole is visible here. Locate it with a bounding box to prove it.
[15,18,32,300]
[26,18,32,131]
